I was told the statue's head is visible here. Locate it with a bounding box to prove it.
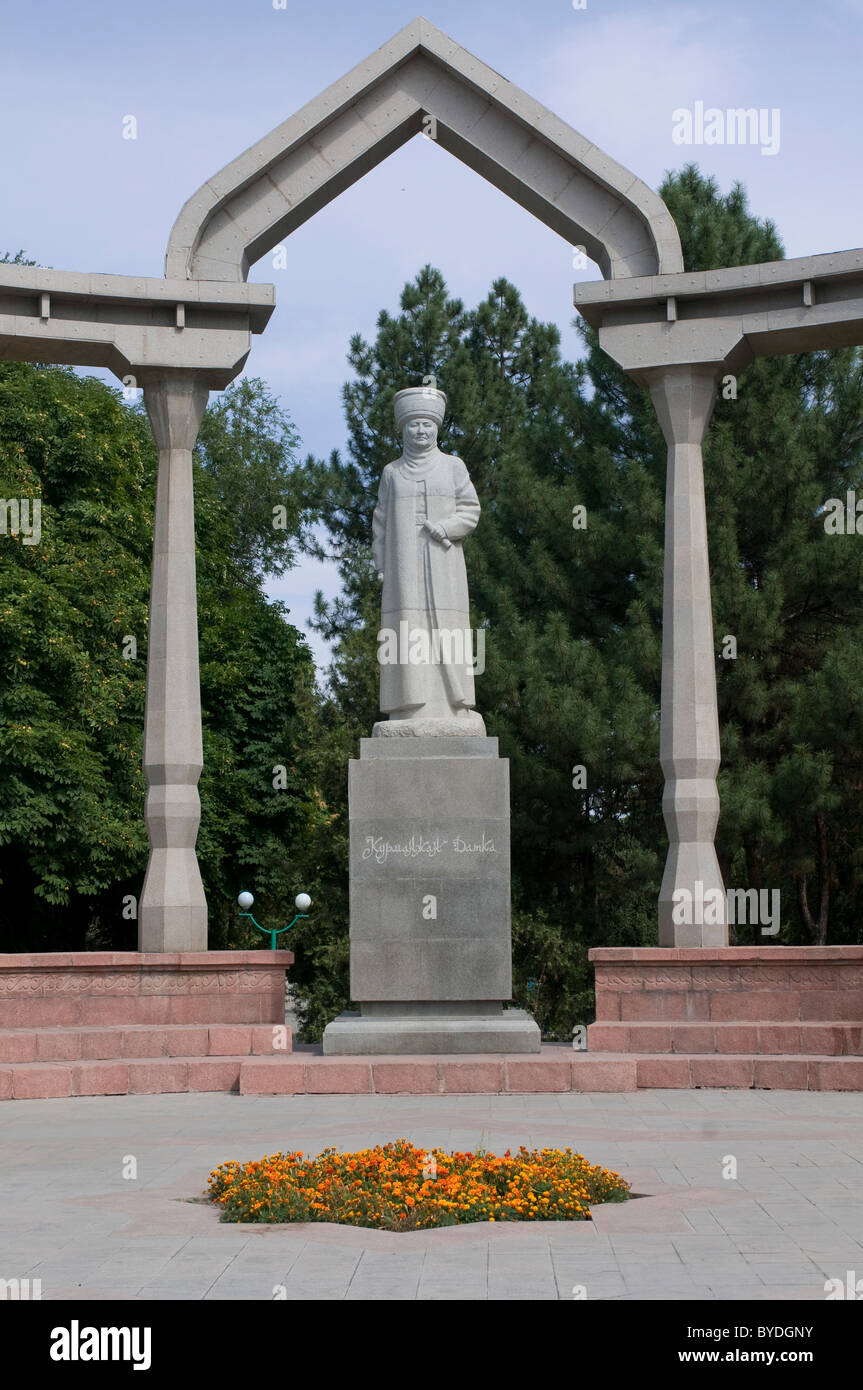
[394,386,446,453]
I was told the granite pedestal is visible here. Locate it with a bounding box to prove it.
[323,736,540,1054]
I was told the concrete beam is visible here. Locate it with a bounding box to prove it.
[574,248,863,377]
[0,266,274,386]
[166,15,681,283]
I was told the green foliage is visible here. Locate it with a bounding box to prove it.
[591,166,863,947]
[196,377,302,583]
[0,364,152,945]
[0,364,320,950]
[192,378,321,947]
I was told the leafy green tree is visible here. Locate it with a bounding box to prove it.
[0,362,152,946]
[196,376,302,583]
[192,379,321,948]
[0,361,322,951]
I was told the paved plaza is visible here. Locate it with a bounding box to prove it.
[1,1088,862,1300]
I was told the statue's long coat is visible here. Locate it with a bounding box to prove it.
[372,449,480,715]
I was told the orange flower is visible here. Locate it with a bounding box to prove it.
[205,1141,628,1230]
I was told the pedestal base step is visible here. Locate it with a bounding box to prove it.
[3,1048,862,1098]
[241,1050,626,1092]
[0,1055,261,1099]
[322,1007,540,1055]
[240,1051,863,1093]
[0,1024,290,1063]
[588,1021,863,1055]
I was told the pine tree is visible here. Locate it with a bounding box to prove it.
[293,166,863,1034]
[583,165,863,947]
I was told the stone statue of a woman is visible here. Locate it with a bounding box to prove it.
[372,386,485,736]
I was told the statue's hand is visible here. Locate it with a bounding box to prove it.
[423,521,446,543]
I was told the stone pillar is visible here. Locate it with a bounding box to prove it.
[647,365,727,947]
[139,375,209,951]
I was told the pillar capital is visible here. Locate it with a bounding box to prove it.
[645,364,720,449]
[142,374,210,453]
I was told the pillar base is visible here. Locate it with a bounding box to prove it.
[323,1004,540,1055]
[139,848,207,952]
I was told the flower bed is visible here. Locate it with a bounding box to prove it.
[207,1139,630,1229]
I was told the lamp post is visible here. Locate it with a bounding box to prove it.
[237,891,311,950]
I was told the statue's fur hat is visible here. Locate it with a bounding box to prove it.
[393,386,447,430]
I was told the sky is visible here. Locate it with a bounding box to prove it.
[2,0,862,671]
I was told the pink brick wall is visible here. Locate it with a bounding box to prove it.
[0,952,293,1028]
[589,948,863,1048]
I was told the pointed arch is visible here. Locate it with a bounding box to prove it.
[165,16,682,284]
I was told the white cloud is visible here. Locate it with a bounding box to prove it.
[528,3,863,261]
[532,6,754,189]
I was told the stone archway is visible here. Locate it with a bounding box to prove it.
[3,18,862,954]
[165,16,682,285]
[141,16,684,949]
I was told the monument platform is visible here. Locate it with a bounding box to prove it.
[588,946,863,1031]
[323,735,541,1055]
[0,950,295,1099]
[0,951,292,1027]
[4,947,862,1097]
[4,1041,862,1098]
[584,946,863,1090]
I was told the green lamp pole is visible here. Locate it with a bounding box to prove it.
[237,891,311,950]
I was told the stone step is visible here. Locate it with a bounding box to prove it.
[0,1051,636,1099]
[239,1053,634,1095]
[0,1056,252,1099]
[626,1054,863,1091]
[588,1021,863,1055]
[238,1052,863,1095]
[0,1023,291,1064]
[4,1049,862,1099]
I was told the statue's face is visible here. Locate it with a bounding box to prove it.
[404,417,437,452]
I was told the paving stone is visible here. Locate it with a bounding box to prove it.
[2,1089,862,1300]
